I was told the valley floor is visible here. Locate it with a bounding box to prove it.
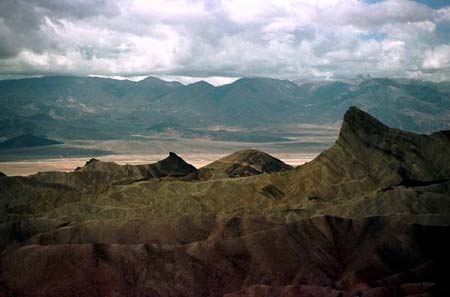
[0,136,329,175]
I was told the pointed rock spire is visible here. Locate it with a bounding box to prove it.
[337,106,389,149]
[155,152,197,176]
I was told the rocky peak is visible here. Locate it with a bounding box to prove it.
[155,152,197,177]
[223,149,292,173]
[164,152,188,166]
[336,106,392,153]
[85,158,100,166]
[339,107,388,141]
[332,106,450,184]
[196,149,293,180]
[80,158,118,171]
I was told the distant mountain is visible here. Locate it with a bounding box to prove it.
[298,78,450,131]
[0,134,62,150]
[1,76,450,141]
[0,76,183,139]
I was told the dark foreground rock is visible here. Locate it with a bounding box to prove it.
[1,216,450,297]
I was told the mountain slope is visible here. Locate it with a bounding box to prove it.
[1,107,450,296]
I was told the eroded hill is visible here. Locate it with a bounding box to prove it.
[1,107,450,297]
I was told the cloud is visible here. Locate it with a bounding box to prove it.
[423,45,450,69]
[0,0,450,81]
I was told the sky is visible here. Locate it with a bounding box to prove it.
[1,0,450,85]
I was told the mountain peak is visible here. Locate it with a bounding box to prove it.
[338,106,389,147]
[344,106,386,128]
[168,151,181,159]
[197,149,293,179]
[187,80,214,88]
[155,152,197,177]
[225,149,292,172]
[139,76,183,87]
[86,158,100,165]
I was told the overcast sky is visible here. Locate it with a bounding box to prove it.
[1,0,450,84]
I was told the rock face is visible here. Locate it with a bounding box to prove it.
[1,107,450,297]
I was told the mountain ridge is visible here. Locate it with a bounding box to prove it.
[1,107,450,296]
[1,76,450,141]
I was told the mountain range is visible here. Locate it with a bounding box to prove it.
[1,76,450,141]
[1,107,450,296]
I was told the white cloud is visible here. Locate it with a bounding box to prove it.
[0,0,450,81]
[436,6,450,22]
[423,45,450,69]
[155,75,239,86]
